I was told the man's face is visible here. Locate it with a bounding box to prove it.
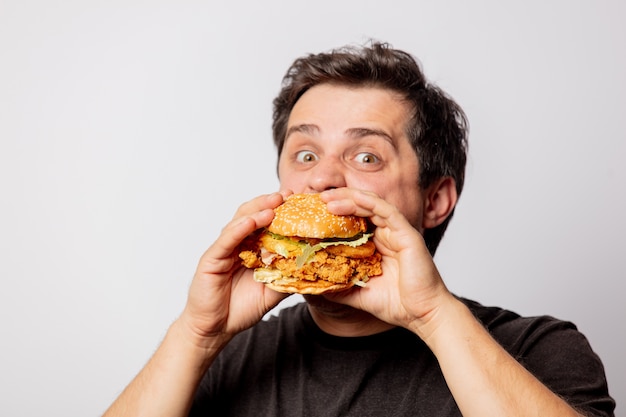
[278,83,425,230]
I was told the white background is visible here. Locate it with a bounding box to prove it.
[1,1,624,415]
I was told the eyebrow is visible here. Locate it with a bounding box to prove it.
[285,124,394,145]
[346,127,394,144]
[285,124,319,139]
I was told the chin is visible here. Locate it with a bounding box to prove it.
[303,294,361,318]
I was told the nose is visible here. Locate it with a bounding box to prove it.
[308,157,347,192]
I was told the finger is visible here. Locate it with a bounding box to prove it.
[322,189,410,231]
[277,188,294,199]
[216,192,284,259]
[199,207,276,275]
[198,193,284,277]
[232,192,284,220]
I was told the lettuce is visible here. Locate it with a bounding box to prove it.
[295,233,373,268]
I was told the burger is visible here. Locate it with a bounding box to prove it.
[238,193,382,294]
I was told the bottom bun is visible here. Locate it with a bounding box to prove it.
[253,269,355,295]
[264,279,354,295]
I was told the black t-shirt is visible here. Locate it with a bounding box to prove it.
[190,298,615,416]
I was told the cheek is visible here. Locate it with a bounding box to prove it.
[347,176,387,196]
[277,165,306,193]
[277,159,290,186]
[363,172,422,226]
[278,174,297,191]
[349,165,417,198]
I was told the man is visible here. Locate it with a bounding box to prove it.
[103,42,614,416]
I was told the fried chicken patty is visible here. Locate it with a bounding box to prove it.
[239,236,381,284]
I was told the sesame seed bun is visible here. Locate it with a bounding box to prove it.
[267,193,367,239]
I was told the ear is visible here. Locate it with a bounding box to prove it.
[422,177,458,229]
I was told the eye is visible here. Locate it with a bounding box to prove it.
[295,150,318,163]
[355,152,379,164]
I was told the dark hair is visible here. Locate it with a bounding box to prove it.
[272,42,468,255]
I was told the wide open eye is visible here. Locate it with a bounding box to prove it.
[355,152,379,164]
[295,150,319,163]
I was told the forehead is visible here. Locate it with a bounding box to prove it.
[287,84,412,137]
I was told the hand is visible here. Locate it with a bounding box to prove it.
[101,192,291,417]
[179,192,290,350]
[320,188,455,338]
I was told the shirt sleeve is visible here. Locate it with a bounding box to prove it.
[496,315,615,416]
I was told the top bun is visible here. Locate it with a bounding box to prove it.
[268,193,367,239]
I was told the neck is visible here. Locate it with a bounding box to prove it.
[304,296,395,337]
